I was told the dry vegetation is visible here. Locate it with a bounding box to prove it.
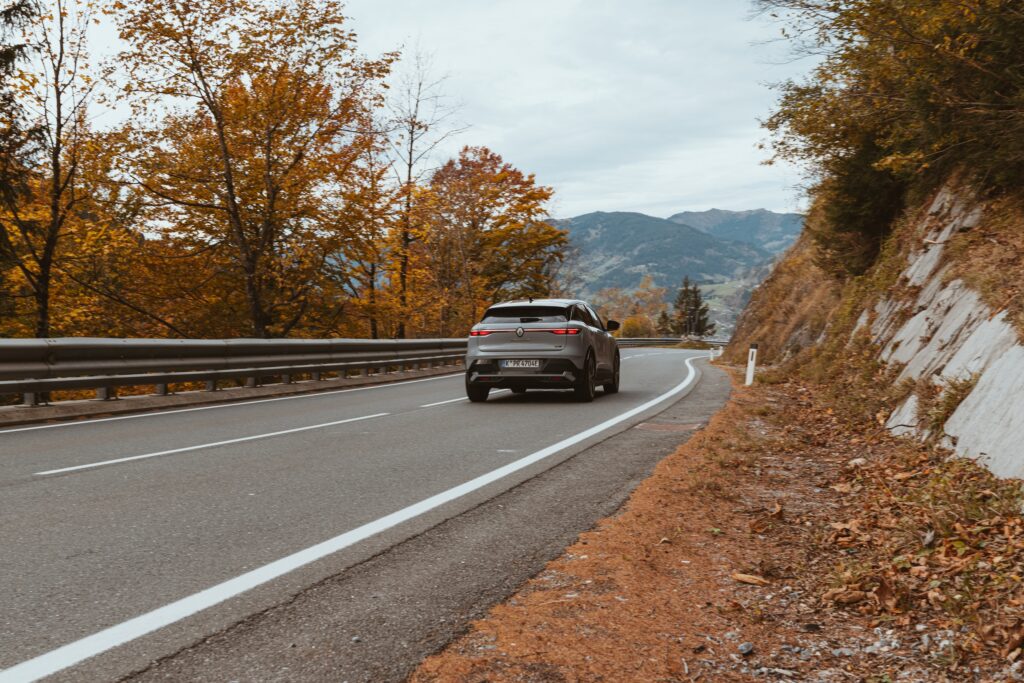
[946,192,1024,340]
[725,232,840,365]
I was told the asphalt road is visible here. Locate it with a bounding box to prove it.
[0,348,727,682]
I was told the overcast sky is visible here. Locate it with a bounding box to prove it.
[342,0,814,218]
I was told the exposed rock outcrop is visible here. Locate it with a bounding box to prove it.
[733,180,1024,477]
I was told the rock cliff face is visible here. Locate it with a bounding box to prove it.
[731,180,1024,478]
[867,186,1024,477]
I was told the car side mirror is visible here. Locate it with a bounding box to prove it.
[606,320,620,332]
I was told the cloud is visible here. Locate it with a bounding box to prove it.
[344,0,814,217]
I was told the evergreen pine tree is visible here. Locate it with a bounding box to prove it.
[671,276,715,337]
[655,310,673,336]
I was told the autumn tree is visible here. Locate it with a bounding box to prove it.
[114,0,395,337]
[387,53,463,338]
[0,0,98,337]
[760,0,1024,275]
[325,142,399,338]
[415,146,566,336]
[47,128,228,338]
[0,0,37,329]
[592,274,667,336]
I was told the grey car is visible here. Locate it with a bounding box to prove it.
[464,298,621,403]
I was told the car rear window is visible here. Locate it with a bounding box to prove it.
[482,306,569,323]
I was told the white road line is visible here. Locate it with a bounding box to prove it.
[420,396,469,408]
[0,373,460,435]
[0,355,705,683]
[420,389,508,408]
[34,413,389,477]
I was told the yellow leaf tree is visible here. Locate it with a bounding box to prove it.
[413,146,567,336]
[114,0,395,337]
[0,0,99,337]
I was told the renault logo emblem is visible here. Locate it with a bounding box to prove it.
[515,327,524,337]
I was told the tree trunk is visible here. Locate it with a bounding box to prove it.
[34,271,50,338]
[368,263,379,339]
[396,179,412,339]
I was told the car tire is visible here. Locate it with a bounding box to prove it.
[603,352,620,394]
[466,377,489,403]
[573,353,596,403]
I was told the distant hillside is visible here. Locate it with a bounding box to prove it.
[558,208,803,337]
[558,211,769,293]
[668,208,803,254]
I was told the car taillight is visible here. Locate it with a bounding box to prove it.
[469,329,492,337]
[549,328,581,335]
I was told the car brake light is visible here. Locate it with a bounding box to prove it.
[549,328,581,335]
[469,330,492,336]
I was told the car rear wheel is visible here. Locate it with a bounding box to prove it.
[603,352,620,394]
[573,354,596,403]
[466,377,489,403]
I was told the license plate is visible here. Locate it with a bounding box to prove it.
[500,359,541,370]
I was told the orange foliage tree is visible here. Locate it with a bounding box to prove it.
[113,0,395,337]
[412,146,567,337]
[0,0,99,337]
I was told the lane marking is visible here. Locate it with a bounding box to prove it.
[34,413,390,476]
[0,373,460,435]
[420,396,469,407]
[0,354,706,683]
[420,389,508,408]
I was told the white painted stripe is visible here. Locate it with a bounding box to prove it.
[0,354,704,683]
[420,396,468,408]
[0,373,460,435]
[419,389,508,408]
[34,413,389,476]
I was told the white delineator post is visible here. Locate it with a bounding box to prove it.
[744,343,758,386]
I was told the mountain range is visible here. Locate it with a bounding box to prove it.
[557,208,804,336]
[667,208,803,254]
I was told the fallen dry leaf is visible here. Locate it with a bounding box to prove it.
[732,572,770,587]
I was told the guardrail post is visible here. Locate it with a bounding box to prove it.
[96,386,116,400]
[246,377,258,388]
[745,343,758,386]
[155,383,169,396]
[311,371,321,381]
[23,392,40,407]
[360,368,368,377]
[205,380,217,392]
[282,373,292,384]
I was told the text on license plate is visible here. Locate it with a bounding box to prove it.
[501,359,541,369]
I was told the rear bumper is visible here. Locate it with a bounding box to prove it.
[465,357,580,388]
[466,370,577,388]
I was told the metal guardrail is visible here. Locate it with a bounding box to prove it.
[0,338,467,406]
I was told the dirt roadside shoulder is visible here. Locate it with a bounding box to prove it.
[412,369,1024,683]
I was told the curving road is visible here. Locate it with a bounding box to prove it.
[0,348,725,682]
